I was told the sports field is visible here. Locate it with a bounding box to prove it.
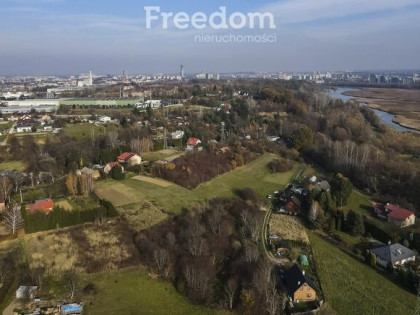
[95,153,299,213]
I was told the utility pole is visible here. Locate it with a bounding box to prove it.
[163,128,168,150]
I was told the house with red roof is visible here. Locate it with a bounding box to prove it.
[186,137,201,150]
[117,152,142,166]
[27,199,55,214]
[374,203,416,228]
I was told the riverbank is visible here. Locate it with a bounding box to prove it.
[342,88,420,132]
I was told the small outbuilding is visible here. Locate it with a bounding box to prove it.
[16,286,38,299]
[299,255,309,266]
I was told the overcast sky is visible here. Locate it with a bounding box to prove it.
[1,0,420,75]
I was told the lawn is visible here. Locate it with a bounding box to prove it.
[308,232,415,315]
[95,154,300,213]
[81,268,228,315]
[0,160,26,172]
[0,121,13,132]
[62,123,105,139]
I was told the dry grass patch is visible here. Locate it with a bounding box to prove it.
[119,201,169,231]
[26,232,79,274]
[24,219,140,275]
[94,181,144,207]
[269,214,309,244]
[55,200,73,211]
[132,175,172,187]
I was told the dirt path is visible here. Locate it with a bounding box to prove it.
[3,299,19,315]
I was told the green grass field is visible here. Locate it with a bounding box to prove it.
[308,232,415,315]
[0,121,13,132]
[82,268,227,315]
[95,154,299,212]
[0,160,26,172]
[62,123,106,138]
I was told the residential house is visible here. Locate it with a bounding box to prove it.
[117,152,142,166]
[171,130,185,140]
[98,116,111,123]
[283,265,317,303]
[280,196,301,216]
[27,199,55,214]
[371,243,416,268]
[43,125,53,131]
[374,203,416,228]
[315,180,331,192]
[16,124,33,133]
[186,137,201,150]
[104,162,124,174]
[16,286,38,299]
[77,167,101,180]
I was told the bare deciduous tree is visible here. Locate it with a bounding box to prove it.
[106,131,120,149]
[224,278,238,310]
[206,207,222,234]
[248,211,263,242]
[4,204,23,235]
[264,277,282,315]
[242,242,260,263]
[64,269,79,300]
[153,248,169,277]
[0,176,13,202]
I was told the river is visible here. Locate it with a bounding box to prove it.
[327,87,414,133]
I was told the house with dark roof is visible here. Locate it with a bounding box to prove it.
[280,196,301,216]
[315,180,331,192]
[374,203,415,228]
[283,265,317,303]
[371,243,416,268]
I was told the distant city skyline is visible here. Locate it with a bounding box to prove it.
[1,0,420,75]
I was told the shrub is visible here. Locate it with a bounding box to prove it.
[267,159,293,173]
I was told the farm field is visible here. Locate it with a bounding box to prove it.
[95,154,300,213]
[81,268,228,315]
[308,232,415,315]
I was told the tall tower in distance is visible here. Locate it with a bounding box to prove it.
[180,64,185,79]
[89,70,93,86]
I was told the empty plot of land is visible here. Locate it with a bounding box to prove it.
[119,201,168,231]
[94,182,144,207]
[269,214,309,244]
[132,175,172,187]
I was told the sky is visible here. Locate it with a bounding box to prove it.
[1,0,420,75]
